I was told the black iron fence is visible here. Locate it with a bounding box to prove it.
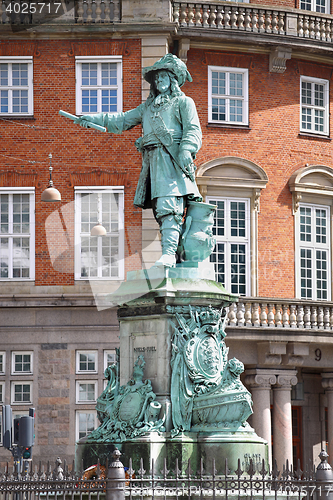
[0,450,332,500]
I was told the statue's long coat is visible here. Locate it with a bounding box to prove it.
[102,93,202,209]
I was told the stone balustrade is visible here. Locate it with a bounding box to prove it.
[76,0,120,23]
[225,298,333,329]
[173,1,333,43]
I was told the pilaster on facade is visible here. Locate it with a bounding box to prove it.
[141,35,170,102]
[322,373,333,464]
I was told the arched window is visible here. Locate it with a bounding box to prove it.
[196,157,268,297]
[289,165,333,300]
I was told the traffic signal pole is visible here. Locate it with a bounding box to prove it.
[2,406,35,474]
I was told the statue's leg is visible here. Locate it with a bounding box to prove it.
[152,196,184,268]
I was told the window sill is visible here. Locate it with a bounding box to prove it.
[298,132,331,141]
[207,123,251,130]
[0,115,35,120]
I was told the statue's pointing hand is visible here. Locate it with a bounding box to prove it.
[74,114,103,128]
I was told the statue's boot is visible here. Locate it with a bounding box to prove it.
[154,224,181,268]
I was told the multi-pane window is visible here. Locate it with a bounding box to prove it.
[0,191,35,280]
[11,382,32,404]
[298,204,330,300]
[0,57,33,115]
[208,67,248,125]
[76,381,97,403]
[75,189,124,280]
[0,383,4,404]
[76,411,97,441]
[300,76,329,135]
[104,350,117,369]
[76,351,97,373]
[75,57,122,115]
[208,197,250,295]
[300,0,328,13]
[0,353,5,374]
[12,352,32,374]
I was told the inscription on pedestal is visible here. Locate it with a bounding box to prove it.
[133,335,158,380]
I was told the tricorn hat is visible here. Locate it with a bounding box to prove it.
[142,53,192,87]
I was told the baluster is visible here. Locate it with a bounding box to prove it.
[267,303,275,327]
[223,7,231,29]
[297,14,304,37]
[258,9,265,32]
[103,0,110,22]
[265,10,272,33]
[237,302,245,327]
[303,15,309,36]
[180,3,187,27]
[290,305,297,328]
[95,0,102,22]
[209,5,217,27]
[76,0,84,22]
[260,302,268,327]
[86,0,93,22]
[271,10,278,33]
[1,0,9,23]
[278,12,285,34]
[187,3,195,26]
[245,303,252,327]
[23,9,30,24]
[228,303,237,326]
[230,6,238,29]
[252,9,258,32]
[304,305,311,329]
[324,307,331,330]
[282,305,290,328]
[318,306,324,329]
[309,16,315,37]
[216,5,223,28]
[331,20,333,42]
[330,307,333,330]
[238,7,245,30]
[202,4,209,27]
[297,305,304,329]
[252,303,260,327]
[275,304,282,328]
[173,2,180,24]
[320,19,326,40]
[326,19,331,42]
[244,8,251,31]
[314,17,321,39]
[113,0,120,22]
[195,4,202,26]
[311,306,318,328]
[14,2,20,23]
[0,0,2,24]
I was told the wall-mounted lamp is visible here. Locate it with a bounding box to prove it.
[41,154,61,202]
[91,193,106,236]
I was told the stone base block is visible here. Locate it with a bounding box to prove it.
[76,430,268,474]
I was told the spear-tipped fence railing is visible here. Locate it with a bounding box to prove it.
[0,451,331,500]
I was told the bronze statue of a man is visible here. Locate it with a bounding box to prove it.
[75,54,203,267]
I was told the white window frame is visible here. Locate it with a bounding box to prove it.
[0,352,6,374]
[75,410,98,442]
[295,202,331,300]
[0,382,5,404]
[0,57,33,115]
[300,0,329,14]
[74,187,125,280]
[11,351,33,375]
[0,188,35,281]
[300,76,329,136]
[206,196,251,296]
[76,380,97,403]
[75,56,122,116]
[104,349,117,370]
[76,350,98,374]
[208,66,249,126]
[11,381,33,405]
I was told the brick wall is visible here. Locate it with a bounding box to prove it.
[0,39,143,286]
[185,48,333,298]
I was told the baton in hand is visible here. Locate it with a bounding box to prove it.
[59,110,106,133]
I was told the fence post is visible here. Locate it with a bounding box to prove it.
[106,449,125,500]
[315,450,333,500]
